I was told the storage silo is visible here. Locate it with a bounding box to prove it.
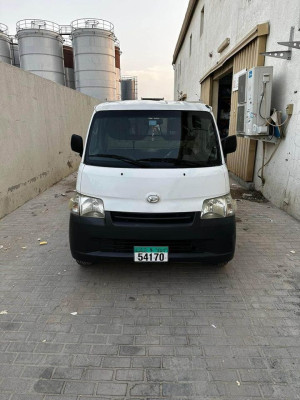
[10,36,20,67]
[0,23,12,64]
[71,18,116,101]
[121,76,137,100]
[16,19,65,85]
[115,39,121,101]
[63,42,75,89]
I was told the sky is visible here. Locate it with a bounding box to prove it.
[0,0,189,100]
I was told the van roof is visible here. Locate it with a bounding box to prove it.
[94,100,211,112]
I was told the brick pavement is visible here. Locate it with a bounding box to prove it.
[0,173,300,399]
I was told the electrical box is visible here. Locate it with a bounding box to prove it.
[237,66,273,137]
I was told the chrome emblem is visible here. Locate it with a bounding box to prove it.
[147,194,160,203]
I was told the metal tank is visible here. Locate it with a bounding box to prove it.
[0,23,12,64]
[115,39,121,101]
[16,19,65,85]
[10,36,20,67]
[71,18,116,101]
[63,43,75,89]
[121,76,138,100]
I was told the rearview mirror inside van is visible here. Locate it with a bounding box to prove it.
[71,134,83,156]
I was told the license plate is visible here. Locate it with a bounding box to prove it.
[134,246,168,262]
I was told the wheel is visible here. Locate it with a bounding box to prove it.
[207,258,231,267]
[75,259,93,266]
[217,261,229,267]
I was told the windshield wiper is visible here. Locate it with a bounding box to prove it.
[137,157,177,163]
[138,157,217,167]
[89,154,148,168]
[176,159,219,167]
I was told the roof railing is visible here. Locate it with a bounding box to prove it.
[71,18,114,32]
[121,76,137,80]
[0,23,8,34]
[59,25,72,35]
[16,19,60,33]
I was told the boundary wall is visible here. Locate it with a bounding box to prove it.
[0,62,99,219]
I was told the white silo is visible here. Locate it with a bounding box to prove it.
[71,18,116,101]
[115,39,121,101]
[16,19,65,85]
[0,24,12,64]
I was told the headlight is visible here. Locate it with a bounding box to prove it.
[69,194,105,218]
[201,194,236,219]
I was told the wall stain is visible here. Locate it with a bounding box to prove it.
[8,183,21,192]
[8,171,49,192]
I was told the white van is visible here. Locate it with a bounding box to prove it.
[69,100,237,266]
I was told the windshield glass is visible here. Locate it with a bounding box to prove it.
[84,110,222,168]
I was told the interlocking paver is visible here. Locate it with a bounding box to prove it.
[102,356,131,368]
[96,382,127,395]
[52,367,84,380]
[116,368,144,381]
[63,380,95,394]
[33,379,64,394]
[130,383,160,396]
[1,172,300,399]
[22,366,54,379]
[84,368,114,381]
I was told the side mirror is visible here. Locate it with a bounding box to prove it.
[222,135,237,155]
[71,134,83,156]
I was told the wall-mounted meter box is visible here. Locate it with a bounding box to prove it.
[237,66,273,137]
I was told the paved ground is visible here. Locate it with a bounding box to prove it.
[1,173,300,400]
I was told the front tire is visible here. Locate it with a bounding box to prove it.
[217,261,229,267]
[208,256,232,267]
[75,259,94,266]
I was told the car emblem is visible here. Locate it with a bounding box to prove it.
[147,194,160,203]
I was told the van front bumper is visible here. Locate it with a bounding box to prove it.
[69,211,236,263]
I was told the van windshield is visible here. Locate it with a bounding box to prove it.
[84,110,222,168]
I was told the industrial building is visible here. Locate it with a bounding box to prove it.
[121,76,138,100]
[173,0,300,220]
[63,41,75,89]
[115,39,121,100]
[1,18,133,102]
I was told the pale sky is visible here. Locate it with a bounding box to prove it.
[0,0,189,100]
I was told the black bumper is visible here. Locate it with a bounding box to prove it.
[69,211,236,263]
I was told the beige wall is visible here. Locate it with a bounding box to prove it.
[0,62,99,219]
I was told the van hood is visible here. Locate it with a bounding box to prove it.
[77,164,229,213]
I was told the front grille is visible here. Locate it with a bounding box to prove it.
[110,212,195,225]
[97,239,212,253]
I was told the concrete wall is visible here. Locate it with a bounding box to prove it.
[253,7,300,220]
[174,0,300,219]
[0,62,99,219]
